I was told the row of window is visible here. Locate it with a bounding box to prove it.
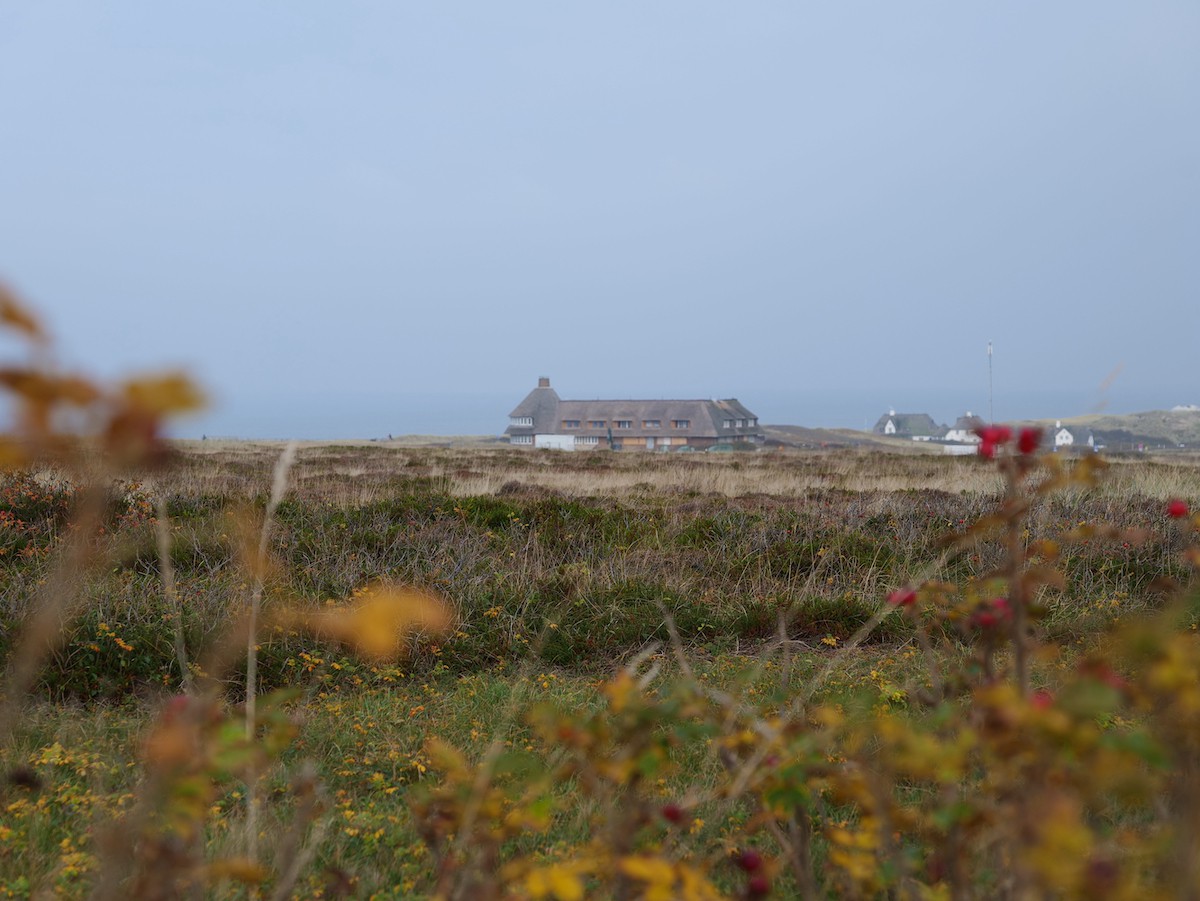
[515,416,758,431]
[560,419,693,430]
[512,435,691,447]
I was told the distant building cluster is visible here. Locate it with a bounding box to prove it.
[873,409,1097,454]
[504,378,764,451]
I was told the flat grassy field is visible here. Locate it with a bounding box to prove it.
[2,445,1198,899]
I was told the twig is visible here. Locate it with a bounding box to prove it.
[154,493,193,694]
[245,441,297,864]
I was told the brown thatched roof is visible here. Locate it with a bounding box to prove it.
[504,379,761,440]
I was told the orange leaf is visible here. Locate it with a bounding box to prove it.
[0,284,46,341]
[120,371,206,416]
[284,585,452,660]
[0,437,27,470]
[0,369,101,406]
[207,857,269,884]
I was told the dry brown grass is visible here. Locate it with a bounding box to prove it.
[161,442,1200,506]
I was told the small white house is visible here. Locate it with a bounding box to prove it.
[944,412,985,444]
[1053,421,1073,448]
[872,409,943,439]
[1051,421,1096,452]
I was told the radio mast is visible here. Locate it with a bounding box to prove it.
[988,341,994,424]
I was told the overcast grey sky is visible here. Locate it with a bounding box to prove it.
[1,2,1196,437]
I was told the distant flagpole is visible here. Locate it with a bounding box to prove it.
[988,341,994,424]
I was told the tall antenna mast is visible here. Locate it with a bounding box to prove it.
[988,341,994,424]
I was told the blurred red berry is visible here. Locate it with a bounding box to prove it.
[736,849,763,872]
[977,425,1013,459]
[973,598,1011,630]
[1167,498,1189,519]
[977,425,1012,445]
[747,873,771,898]
[974,611,998,629]
[888,588,917,607]
[661,803,684,824]
[1085,857,1120,892]
[1079,660,1129,693]
[1017,427,1042,454]
[1031,690,1054,710]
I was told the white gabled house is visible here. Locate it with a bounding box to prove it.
[1053,420,1073,448]
[1051,421,1096,451]
[944,413,985,444]
[872,410,944,440]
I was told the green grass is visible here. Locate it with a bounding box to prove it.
[0,646,929,898]
[1,447,1197,896]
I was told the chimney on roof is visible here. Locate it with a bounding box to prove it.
[538,377,550,388]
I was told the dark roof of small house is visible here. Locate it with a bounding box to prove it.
[872,413,942,436]
[1052,423,1093,440]
[949,414,986,433]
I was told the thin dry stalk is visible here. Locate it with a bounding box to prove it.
[153,493,192,694]
[244,441,297,863]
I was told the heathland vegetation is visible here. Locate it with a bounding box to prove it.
[1,295,1200,898]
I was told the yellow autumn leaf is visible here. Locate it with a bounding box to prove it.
[424,737,469,778]
[142,719,196,770]
[0,437,27,471]
[0,284,46,342]
[677,864,725,901]
[207,856,270,884]
[120,371,206,416]
[604,672,636,714]
[284,584,452,660]
[0,368,57,409]
[525,862,587,901]
[619,855,676,897]
[59,375,103,406]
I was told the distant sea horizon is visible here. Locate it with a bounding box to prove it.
[172,386,1192,442]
